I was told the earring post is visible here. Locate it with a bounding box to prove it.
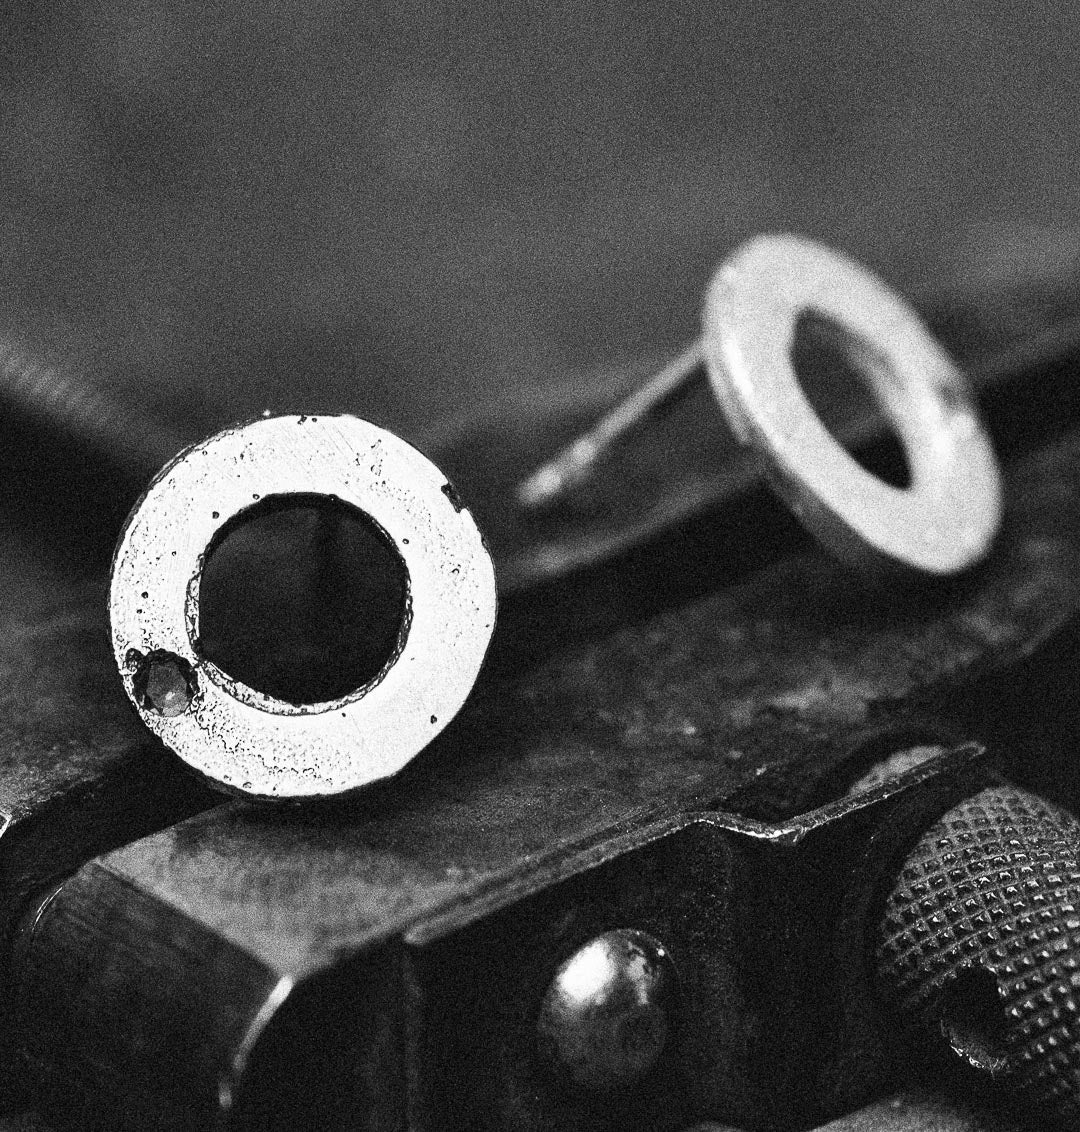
[516,338,705,509]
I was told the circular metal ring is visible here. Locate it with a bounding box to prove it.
[702,233,1002,577]
[109,414,497,800]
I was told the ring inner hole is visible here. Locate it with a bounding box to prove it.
[198,494,409,705]
[789,309,912,490]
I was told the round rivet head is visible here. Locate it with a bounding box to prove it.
[109,414,497,801]
[538,928,677,1094]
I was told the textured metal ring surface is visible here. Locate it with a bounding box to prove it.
[109,413,497,800]
[702,233,1002,577]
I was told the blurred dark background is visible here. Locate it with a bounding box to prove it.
[1,0,1078,445]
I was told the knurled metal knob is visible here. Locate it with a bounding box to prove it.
[876,783,1080,1123]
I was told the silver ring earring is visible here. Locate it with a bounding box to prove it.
[110,413,497,800]
[519,232,1002,579]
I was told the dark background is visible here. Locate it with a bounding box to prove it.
[1,0,1078,445]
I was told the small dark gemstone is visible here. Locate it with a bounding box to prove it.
[134,652,197,717]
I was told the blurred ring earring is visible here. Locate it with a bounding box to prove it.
[109,413,498,801]
[518,232,1003,580]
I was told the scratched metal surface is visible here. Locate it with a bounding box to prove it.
[0,1090,1030,1132]
[811,1093,1024,1131]
[688,1090,1025,1129]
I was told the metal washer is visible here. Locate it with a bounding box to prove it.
[702,233,1003,577]
[110,413,498,800]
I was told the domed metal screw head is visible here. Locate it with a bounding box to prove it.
[537,928,678,1094]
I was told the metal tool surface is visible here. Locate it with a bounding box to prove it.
[1,261,1079,1128]
[13,416,1080,1128]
